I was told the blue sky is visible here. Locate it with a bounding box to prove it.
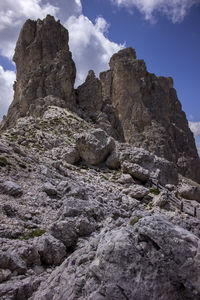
[0,0,200,152]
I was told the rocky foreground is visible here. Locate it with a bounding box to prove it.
[0,105,200,299]
[0,15,200,300]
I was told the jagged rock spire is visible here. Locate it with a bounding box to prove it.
[1,15,76,130]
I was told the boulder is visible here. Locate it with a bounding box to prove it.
[0,252,27,275]
[42,182,57,196]
[179,183,200,202]
[62,147,80,165]
[76,128,115,165]
[124,185,149,199]
[0,180,23,197]
[75,217,96,236]
[50,220,78,248]
[122,161,150,182]
[34,234,66,265]
[106,151,120,169]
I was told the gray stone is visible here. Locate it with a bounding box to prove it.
[153,191,169,208]
[42,182,57,196]
[179,183,200,202]
[76,217,96,236]
[0,269,11,283]
[117,173,135,185]
[34,234,66,265]
[15,244,41,268]
[122,161,150,182]
[31,215,200,300]
[50,220,78,248]
[0,252,27,274]
[124,184,149,199]
[76,128,115,165]
[105,151,120,169]
[62,147,80,165]
[0,180,23,197]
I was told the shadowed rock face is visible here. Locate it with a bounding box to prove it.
[1,15,76,130]
[99,47,200,183]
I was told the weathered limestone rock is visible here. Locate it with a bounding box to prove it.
[120,146,178,186]
[179,183,200,202]
[30,215,200,300]
[124,184,149,199]
[34,234,66,265]
[42,182,57,196]
[0,252,27,275]
[122,161,150,182]
[50,220,78,248]
[100,47,200,183]
[1,15,76,130]
[76,128,115,165]
[0,180,23,197]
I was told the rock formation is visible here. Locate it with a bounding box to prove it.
[1,16,200,299]
[99,47,200,182]
[1,15,199,183]
[1,15,76,130]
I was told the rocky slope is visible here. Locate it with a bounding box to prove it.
[1,105,200,299]
[0,15,200,299]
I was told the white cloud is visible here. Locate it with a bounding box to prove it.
[111,0,200,23]
[65,15,124,86]
[189,122,200,137]
[0,66,16,119]
[0,0,59,58]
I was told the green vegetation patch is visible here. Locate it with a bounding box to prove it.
[150,188,160,195]
[130,215,142,226]
[0,157,11,167]
[19,228,46,240]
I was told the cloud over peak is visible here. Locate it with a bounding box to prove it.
[111,0,200,23]
[189,122,200,137]
[65,14,124,86]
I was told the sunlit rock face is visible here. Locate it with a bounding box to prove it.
[1,15,76,130]
[100,47,200,182]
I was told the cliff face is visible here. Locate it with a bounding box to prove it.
[1,16,199,183]
[99,48,200,182]
[1,15,76,130]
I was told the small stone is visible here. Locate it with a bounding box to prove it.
[106,151,120,169]
[76,217,95,236]
[122,161,150,182]
[125,185,149,199]
[0,180,23,197]
[42,182,57,196]
[0,269,11,283]
[62,147,80,165]
[117,174,134,185]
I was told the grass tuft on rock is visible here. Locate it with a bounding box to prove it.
[20,228,46,240]
[150,188,160,195]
